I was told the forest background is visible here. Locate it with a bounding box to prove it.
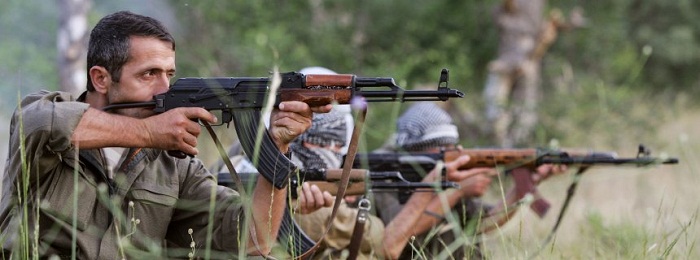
[0,0,697,258]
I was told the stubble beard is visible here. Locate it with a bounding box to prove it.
[108,81,156,119]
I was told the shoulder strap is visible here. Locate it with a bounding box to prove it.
[295,106,368,259]
[346,198,371,260]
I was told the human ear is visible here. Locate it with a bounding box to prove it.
[89,66,111,94]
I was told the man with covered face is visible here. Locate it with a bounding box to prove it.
[216,66,491,259]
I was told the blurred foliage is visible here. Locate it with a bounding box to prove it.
[0,0,59,111]
[628,0,700,95]
[1,0,699,147]
[169,0,497,88]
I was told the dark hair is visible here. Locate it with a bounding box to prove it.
[86,11,175,91]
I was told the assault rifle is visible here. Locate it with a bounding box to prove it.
[216,168,458,256]
[352,145,678,174]
[216,168,459,199]
[293,168,457,198]
[103,69,463,188]
[350,145,679,213]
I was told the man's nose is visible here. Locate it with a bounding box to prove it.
[155,74,171,94]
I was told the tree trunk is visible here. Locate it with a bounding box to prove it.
[57,0,91,95]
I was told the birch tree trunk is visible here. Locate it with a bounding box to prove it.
[57,0,91,95]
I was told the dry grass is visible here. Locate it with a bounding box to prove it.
[1,96,697,259]
[482,106,699,259]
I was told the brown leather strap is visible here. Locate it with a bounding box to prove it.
[347,198,371,260]
[206,104,367,259]
[528,166,588,260]
[297,105,368,259]
[203,122,268,258]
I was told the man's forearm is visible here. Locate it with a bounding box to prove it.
[382,172,441,259]
[382,191,434,259]
[479,187,520,234]
[71,108,149,149]
[409,189,465,236]
[247,175,287,255]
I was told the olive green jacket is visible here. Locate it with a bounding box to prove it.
[1,91,247,259]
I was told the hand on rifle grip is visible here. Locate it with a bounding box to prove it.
[533,164,568,184]
[152,108,216,159]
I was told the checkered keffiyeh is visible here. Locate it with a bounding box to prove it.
[291,107,348,170]
[296,108,348,148]
[395,102,459,151]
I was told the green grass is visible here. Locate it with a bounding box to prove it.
[2,73,698,259]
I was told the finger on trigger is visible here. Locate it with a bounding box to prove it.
[196,107,217,124]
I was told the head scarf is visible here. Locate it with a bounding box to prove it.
[395,102,459,151]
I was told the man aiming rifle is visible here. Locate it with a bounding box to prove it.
[371,102,568,259]
[0,11,330,259]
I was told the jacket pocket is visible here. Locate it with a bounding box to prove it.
[129,188,177,207]
[125,187,177,242]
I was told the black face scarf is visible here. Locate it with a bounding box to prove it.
[289,142,344,170]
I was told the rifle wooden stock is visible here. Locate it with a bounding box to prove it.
[443,147,677,170]
[443,149,540,169]
[304,74,355,86]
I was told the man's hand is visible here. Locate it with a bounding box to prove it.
[269,101,332,153]
[435,155,496,183]
[139,107,216,155]
[458,169,497,197]
[72,107,216,151]
[532,164,568,185]
[295,182,335,214]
